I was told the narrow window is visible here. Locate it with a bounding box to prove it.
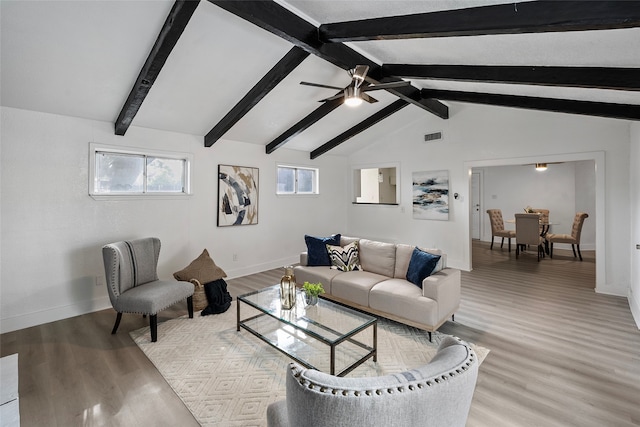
[90,143,191,198]
[277,165,318,195]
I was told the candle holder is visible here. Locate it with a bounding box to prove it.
[280,266,296,310]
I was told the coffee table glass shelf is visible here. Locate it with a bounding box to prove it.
[237,285,377,377]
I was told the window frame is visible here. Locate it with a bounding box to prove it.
[89,143,193,200]
[276,164,319,196]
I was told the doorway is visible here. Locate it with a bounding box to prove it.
[465,152,605,291]
[471,171,482,240]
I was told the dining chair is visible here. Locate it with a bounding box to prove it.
[487,209,516,251]
[546,212,589,261]
[530,208,550,224]
[102,237,194,342]
[515,213,545,261]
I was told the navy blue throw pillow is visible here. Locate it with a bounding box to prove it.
[305,234,341,266]
[406,247,442,288]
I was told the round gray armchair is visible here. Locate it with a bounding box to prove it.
[267,336,478,427]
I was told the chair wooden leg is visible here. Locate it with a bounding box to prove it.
[571,244,578,259]
[150,314,158,342]
[550,243,554,258]
[428,331,432,342]
[576,245,583,261]
[516,244,519,259]
[187,296,194,318]
[508,238,511,252]
[451,314,455,322]
[500,237,504,248]
[111,312,122,335]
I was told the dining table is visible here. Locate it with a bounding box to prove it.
[506,217,557,254]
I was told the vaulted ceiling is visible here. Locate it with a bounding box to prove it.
[2,0,639,158]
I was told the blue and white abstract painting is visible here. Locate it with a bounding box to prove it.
[412,170,449,220]
[218,165,259,226]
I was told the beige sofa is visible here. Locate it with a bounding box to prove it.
[294,236,461,340]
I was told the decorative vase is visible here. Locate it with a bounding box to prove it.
[304,293,319,306]
[280,266,296,310]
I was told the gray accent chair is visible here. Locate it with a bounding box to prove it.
[546,212,589,261]
[267,336,478,427]
[487,209,516,251]
[102,237,194,342]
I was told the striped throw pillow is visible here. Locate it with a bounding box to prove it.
[327,241,361,271]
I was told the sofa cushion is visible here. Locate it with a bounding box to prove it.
[331,271,387,306]
[406,248,441,288]
[340,235,360,246]
[327,241,361,271]
[293,266,342,294]
[358,239,396,277]
[369,279,439,326]
[305,234,341,266]
[173,249,227,284]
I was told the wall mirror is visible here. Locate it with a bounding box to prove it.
[352,166,399,205]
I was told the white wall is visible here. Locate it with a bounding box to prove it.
[476,160,596,250]
[630,122,640,328]
[0,107,348,333]
[347,102,631,298]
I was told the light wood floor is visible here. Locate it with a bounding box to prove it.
[2,241,639,426]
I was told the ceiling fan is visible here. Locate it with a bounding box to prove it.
[300,65,410,107]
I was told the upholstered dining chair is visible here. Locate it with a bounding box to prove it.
[515,213,545,261]
[102,237,194,342]
[530,208,549,223]
[266,336,478,427]
[546,212,589,261]
[487,209,516,251]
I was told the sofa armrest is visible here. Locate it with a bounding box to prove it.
[421,268,461,319]
[299,252,308,266]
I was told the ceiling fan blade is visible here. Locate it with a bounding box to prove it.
[300,81,344,90]
[361,80,411,91]
[361,93,378,104]
[318,93,345,102]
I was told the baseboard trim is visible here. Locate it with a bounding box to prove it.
[1,257,299,334]
[630,289,640,329]
[1,296,112,334]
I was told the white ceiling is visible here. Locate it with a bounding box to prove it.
[2,0,639,157]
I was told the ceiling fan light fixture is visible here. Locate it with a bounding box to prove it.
[535,163,548,171]
[344,86,363,107]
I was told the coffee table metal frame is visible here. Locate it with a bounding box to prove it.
[237,285,377,377]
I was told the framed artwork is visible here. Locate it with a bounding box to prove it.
[412,170,449,220]
[217,164,259,226]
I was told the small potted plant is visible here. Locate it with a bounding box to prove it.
[302,281,325,306]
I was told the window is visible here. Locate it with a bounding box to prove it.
[277,165,318,195]
[89,143,192,198]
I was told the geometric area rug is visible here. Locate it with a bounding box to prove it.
[131,301,489,427]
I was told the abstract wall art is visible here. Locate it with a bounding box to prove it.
[217,165,259,226]
[412,170,449,220]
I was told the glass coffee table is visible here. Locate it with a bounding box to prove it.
[237,285,377,377]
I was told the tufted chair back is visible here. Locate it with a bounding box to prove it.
[571,212,589,240]
[531,208,550,223]
[486,209,505,232]
[267,337,478,427]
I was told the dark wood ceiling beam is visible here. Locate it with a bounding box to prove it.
[209,0,448,122]
[420,89,640,121]
[310,100,409,159]
[320,1,640,42]
[265,98,344,154]
[382,65,640,91]
[115,0,200,135]
[205,47,309,147]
